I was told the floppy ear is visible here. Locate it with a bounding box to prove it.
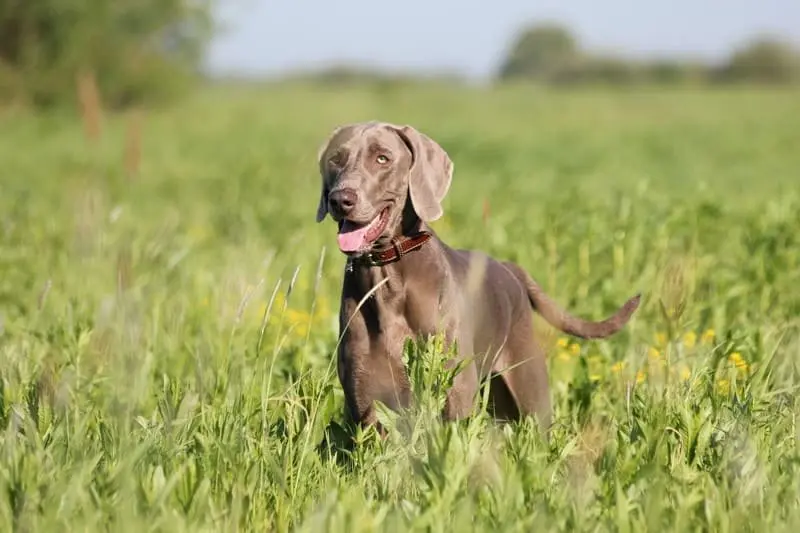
[390,124,453,222]
[315,184,328,223]
[314,126,343,223]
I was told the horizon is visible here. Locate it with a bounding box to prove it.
[205,0,800,80]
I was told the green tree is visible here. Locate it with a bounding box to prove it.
[716,37,800,84]
[496,23,582,82]
[0,0,217,108]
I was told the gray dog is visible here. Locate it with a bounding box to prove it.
[315,121,640,437]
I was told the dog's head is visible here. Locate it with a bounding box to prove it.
[314,121,453,255]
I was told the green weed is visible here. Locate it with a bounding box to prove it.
[0,84,799,532]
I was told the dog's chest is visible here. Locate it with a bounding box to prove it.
[363,288,443,357]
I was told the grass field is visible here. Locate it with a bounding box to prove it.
[1,83,800,532]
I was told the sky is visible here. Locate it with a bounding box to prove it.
[205,0,800,80]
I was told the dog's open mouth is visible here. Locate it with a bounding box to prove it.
[337,207,390,253]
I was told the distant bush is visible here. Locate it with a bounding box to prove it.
[714,37,800,84]
[642,60,709,85]
[551,56,645,86]
[0,0,216,109]
[277,65,466,92]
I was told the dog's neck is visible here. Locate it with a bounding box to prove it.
[345,204,433,271]
[342,224,441,315]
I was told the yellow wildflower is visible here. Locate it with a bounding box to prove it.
[636,370,646,384]
[679,366,691,382]
[682,331,697,348]
[569,343,581,357]
[557,338,569,349]
[557,351,571,362]
[255,289,332,342]
[701,329,715,345]
[654,332,667,347]
[285,308,314,339]
[728,352,748,372]
[647,347,661,360]
[611,361,626,374]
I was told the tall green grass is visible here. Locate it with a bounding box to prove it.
[1,84,799,531]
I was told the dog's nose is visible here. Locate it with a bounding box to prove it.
[328,188,358,216]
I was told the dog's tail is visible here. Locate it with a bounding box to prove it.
[507,263,641,339]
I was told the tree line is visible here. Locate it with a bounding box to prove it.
[1,4,798,111]
[497,23,800,86]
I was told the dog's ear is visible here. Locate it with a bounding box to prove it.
[315,184,328,223]
[390,124,453,222]
[314,126,343,223]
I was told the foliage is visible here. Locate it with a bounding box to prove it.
[497,23,800,86]
[1,84,800,531]
[0,0,216,108]
[497,24,581,82]
[714,37,800,84]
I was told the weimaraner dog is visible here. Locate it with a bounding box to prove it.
[315,121,640,437]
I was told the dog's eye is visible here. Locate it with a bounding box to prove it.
[376,154,389,164]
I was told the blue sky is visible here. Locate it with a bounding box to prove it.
[206,0,800,79]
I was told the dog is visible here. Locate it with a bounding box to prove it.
[314,121,640,437]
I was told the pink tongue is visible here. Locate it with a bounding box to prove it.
[337,221,372,252]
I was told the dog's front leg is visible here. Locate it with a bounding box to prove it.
[443,362,479,421]
[338,341,414,440]
[337,342,386,438]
